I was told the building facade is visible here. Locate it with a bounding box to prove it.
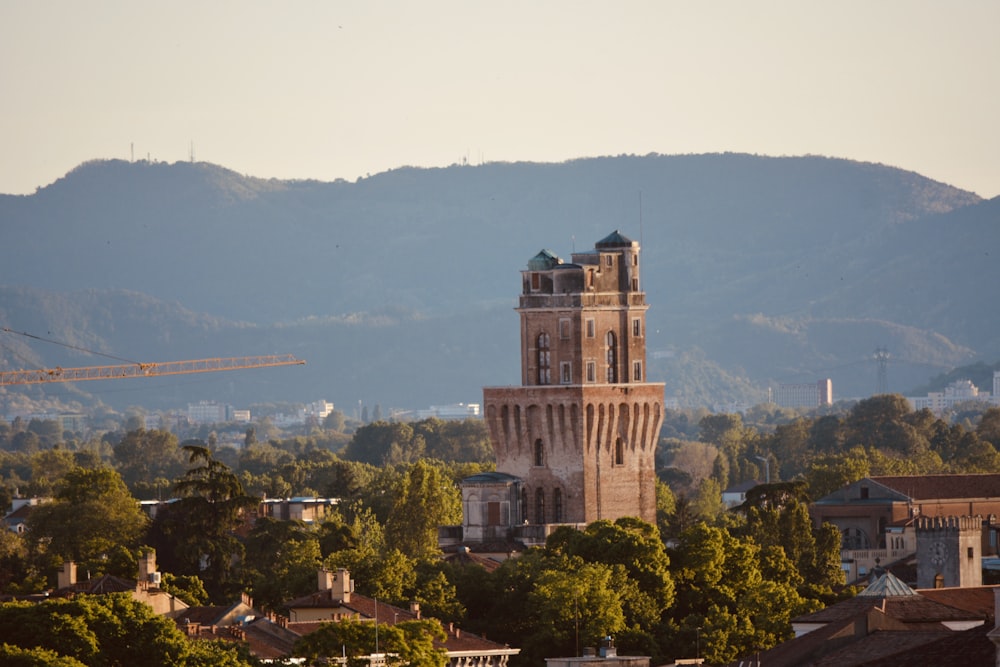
[479,231,664,530]
[774,379,833,409]
[907,373,999,414]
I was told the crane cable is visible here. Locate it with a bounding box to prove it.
[0,327,141,366]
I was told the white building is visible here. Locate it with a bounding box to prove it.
[908,373,999,414]
[186,401,229,424]
[774,379,833,408]
[414,403,481,420]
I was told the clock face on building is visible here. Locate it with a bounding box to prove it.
[929,540,947,567]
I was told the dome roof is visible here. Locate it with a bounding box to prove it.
[527,249,562,270]
[594,230,635,248]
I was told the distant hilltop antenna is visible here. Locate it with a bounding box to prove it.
[189,141,195,163]
[874,346,890,394]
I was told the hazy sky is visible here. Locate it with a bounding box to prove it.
[2,1,998,197]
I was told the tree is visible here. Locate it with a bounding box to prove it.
[412,564,465,624]
[156,445,258,601]
[977,407,1000,447]
[294,617,448,667]
[27,467,148,576]
[244,518,323,610]
[384,460,461,560]
[0,593,255,666]
[692,477,725,519]
[112,429,186,496]
[344,422,415,466]
[159,572,209,607]
[323,409,347,433]
[547,517,674,633]
[525,557,626,663]
[668,522,817,663]
[0,643,87,666]
[477,547,626,665]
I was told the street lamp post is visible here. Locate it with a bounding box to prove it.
[754,455,770,484]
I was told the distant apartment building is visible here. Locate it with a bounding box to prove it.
[907,373,999,414]
[414,403,481,420]
[302,400,334,421]
[270,400,335,427]
[775,379,833,408]
[186,401,230,424]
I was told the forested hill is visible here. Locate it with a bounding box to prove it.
[0,154,996,412]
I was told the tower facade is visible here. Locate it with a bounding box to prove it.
[482,231,664,527]
[915,515,982,589]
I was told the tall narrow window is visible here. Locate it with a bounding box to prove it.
[553,489,563,523]
[537,332,550,385]
[559,318,570,339]
[615,437,624,465]
[560,361,572,384]
[534,438,545,467]
[633,361,642,382]
[535,489,545,524]
[632,318,641,337]
[531,273,540,290]
[586,318,595,338]
[586,361,596,383]
[520,488,528,524]
[606,331,617,383]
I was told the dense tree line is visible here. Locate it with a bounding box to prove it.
[1,399,997,664]
[661,396,1000,510]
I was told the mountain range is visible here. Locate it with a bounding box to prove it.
[0,154,997,415]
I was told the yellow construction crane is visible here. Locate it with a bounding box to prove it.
[0,355,305,386]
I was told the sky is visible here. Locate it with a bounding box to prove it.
[2,1,998,198]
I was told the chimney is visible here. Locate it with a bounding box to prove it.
[57,562,77,588]
[333,568,352,603]
[318,568,334,592]
[138,550,157,581]
[410,602,421,619]
[319,568,352,602]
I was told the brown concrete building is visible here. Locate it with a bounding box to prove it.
[468,231,664,545]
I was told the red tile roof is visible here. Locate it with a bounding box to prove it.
[871,474,1000,501]
[856,622,996,666]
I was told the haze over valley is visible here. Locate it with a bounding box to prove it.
[0,153,996,414]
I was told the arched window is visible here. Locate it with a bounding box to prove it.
[537,332,551,385]
[534,438,545,467]
[553,488,563,523]
[841,527,870,550]
[606,331,617,383]
[535,489,545,524]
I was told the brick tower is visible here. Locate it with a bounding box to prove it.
[482,231,664,527]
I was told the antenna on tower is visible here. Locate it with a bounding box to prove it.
[189,141,195,163]
[874,346,890,395]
